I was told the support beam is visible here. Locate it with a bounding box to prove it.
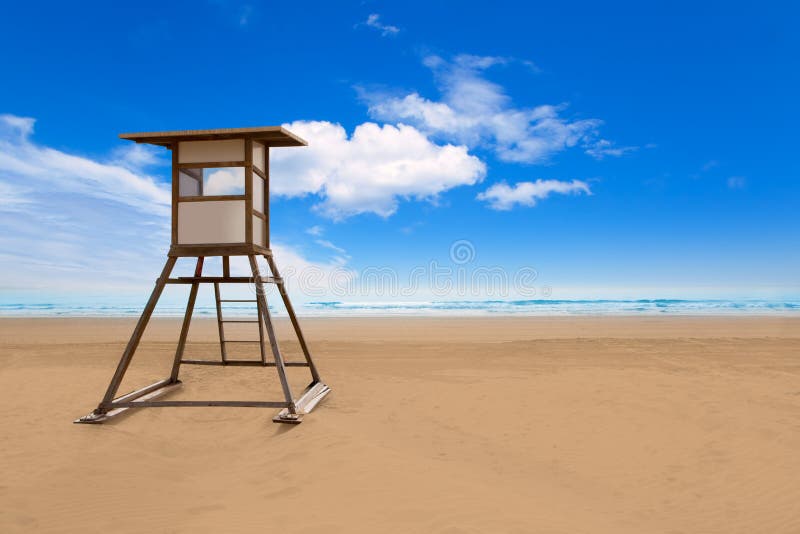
[96,256,178,413]
[169,257,203,381]
[213,282,227,363]
[76,251,329,425]
[75,380,182,424]
[166,276,278,284]
[112,400,288,408]
[265,254,321,382]
[180,359,309,367]
[249,255,297,414]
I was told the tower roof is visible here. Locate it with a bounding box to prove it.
[119,126,307,147]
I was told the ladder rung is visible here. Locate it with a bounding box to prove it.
[221,320,259,323]
[219,299,257,302]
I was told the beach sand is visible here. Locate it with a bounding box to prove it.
[1,316,799,533]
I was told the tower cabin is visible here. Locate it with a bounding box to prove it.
[119,126,306,256]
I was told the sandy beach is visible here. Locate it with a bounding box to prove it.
[1,316,799,533]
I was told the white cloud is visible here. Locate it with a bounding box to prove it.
[0,114,170,216]
[365,54,633,164]
[271,120,486,219]
[477,179,591,210]
[204,167,245,195]
[364,13,400,36]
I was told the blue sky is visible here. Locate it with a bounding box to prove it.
[1,1,798,306]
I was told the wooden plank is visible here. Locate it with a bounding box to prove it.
[113,379,174,404]
[252,166,267,180]
[244,138,253,245]
[169,244,256,257]
[169,257,203,381]
[265,254,320,382]
[265,147,270,248]
[112,400,289,409]
[253,244,271,256]
[177,194,246,202]
[257,294,267,365]
[171,143,179,244]
[169,243,273,257]
[177,161,247,169]
[166,276,277,284]
[180,359,308,367]
[249,255,296,412]
[96,257,177,412]
[214,282,227,364]
[76,381,183,423]
[119,126,308,148]
[222,256,230,277]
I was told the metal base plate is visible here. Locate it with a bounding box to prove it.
[272,412,304,424]
[272,381,331,424]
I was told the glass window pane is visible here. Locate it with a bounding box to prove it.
[179,168,202,196]
[179,167,245,197]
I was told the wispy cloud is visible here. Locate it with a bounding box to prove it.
[477,179,591,210]
[110,143,167,170]
[272,120,485,219]
[306,225,324,237]
[0,182,34,213]
[363,13,400,36]
[727,176,746,189]
[364,54,633,164]
[0,114,170,216]
[238,4,252,26]
[315,239,347,255]
[584,138,638,159]
[0,114,173,292]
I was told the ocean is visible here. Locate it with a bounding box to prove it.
[1,299,798,317]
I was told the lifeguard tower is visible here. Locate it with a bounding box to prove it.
[76,126,330,424]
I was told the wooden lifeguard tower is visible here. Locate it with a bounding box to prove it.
[76,126,330,424]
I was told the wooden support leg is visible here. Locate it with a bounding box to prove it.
[94,256,178,414]
[248,255,297,415]
[257,299,268,365]
[169,257,203,381]
[213,282,227,363]
[264,254,321,382]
